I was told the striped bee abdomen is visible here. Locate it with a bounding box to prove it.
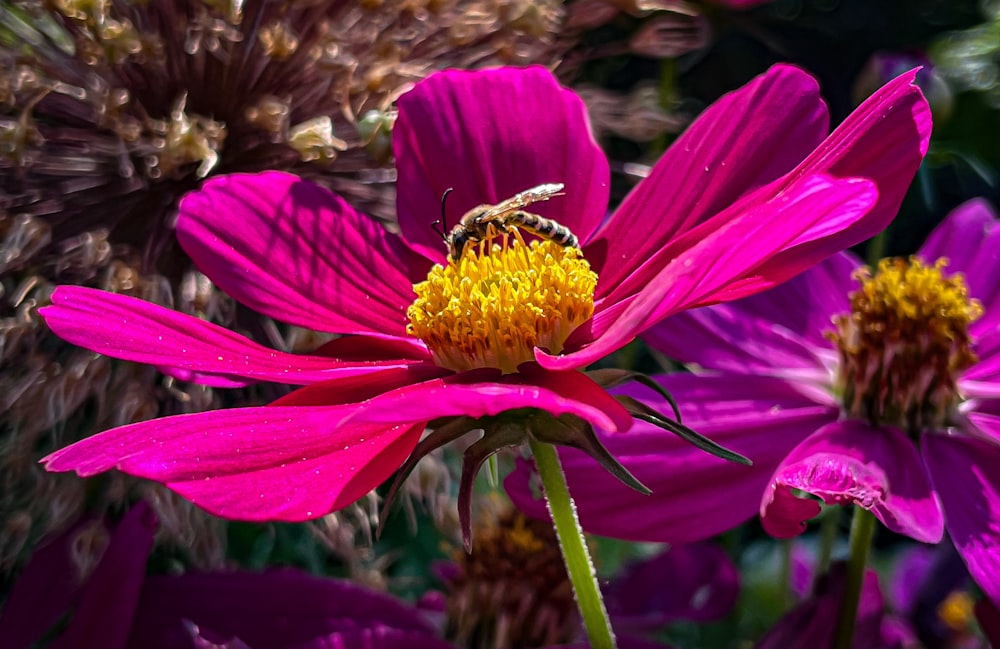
[513,211,579,248]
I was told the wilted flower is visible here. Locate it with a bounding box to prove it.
[0,0,569,566]
[512,199,1000,607]
[40,64,928,544]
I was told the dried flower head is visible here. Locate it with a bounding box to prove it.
[0,0,570,570]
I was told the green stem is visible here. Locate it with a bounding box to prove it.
[529,438,617,649]
[816,506,841,579]
[778,539,792,612]
[866,229,888,267]
[832,508,877,649]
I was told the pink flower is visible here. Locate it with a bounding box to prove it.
[41,65,929,531]
[0,503,454,649]
[508,199,1000,607]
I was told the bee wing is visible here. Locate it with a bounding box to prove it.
[478,183,566,221]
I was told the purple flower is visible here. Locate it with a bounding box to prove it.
[755,564,886,649]
[0,502,733,649]
[39,64,929,529]
[509,199,1000,608]
[0,504,449,649]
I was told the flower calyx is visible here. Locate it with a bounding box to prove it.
[380,407,648,551]
[589,368,752,466]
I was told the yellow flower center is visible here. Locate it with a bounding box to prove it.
[830,257,982,432]
[937,590,975,631]
[406,229,597,374]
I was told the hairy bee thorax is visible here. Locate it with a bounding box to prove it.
[830,257,981,433]
[407,226,596,374]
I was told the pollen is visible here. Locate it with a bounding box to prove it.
[830,257,982,432]
[407,229,597,374]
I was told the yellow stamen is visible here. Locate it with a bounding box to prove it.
[830,257,982,431]
[937,590,975,631]
[407,229,596,374]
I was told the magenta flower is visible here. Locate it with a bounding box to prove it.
[508,199,1000,607]
[755,564,886,649]
[41,64,928,532]
[0,503,454,649]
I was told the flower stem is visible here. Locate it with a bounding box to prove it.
[528,438,617,649]
[778,538,792,612]
[832,507,877,649]
[816,506,841,579]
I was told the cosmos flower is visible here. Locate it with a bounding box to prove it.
[423,505,738,648]
[0,502,454,649]
[0,0,569,568]
[40,63,929,539]
[509,199,1000,607]
[0,500,734,649]
[755,564,886,649]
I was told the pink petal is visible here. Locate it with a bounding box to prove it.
[761,420,944,542]
[644,251,858,376]
[591,64,829,293]
[976,598,1000,648]
[917,199,1000,342]
[128,569,442,649]
[348,367,633,434]
[542,174,877,371]
[506,373,836,542]
[51,504,157,649]
[394,66,610,262]
[177,171,428,337]
[41,286,422,386]
[922,433,1000,608]
[756,566,885,649]
[43,406,423,521]
[605,543,739,625]
[732,68,931,290]
[919,199,999,294]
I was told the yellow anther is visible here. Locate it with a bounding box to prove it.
[831,257,981,431]
[407,229,596,374]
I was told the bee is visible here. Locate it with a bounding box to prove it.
[438,183,578,262]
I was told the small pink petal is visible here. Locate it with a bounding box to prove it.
[506,373,836,542]
[271,366,451,408]
[178,171,427,336]
[43,406,423,521]
[41,286,419,386]
[922,433,1000,608]
[542,174,876,371]
[394,66,609,261]
[761,420,944,542]
[348,369,632,434]
[591,64,829,293]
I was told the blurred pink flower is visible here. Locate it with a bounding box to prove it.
[755,564,886,649]
[41,64,929,530]
[508,199,1000,607]
[0,503,450,649]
